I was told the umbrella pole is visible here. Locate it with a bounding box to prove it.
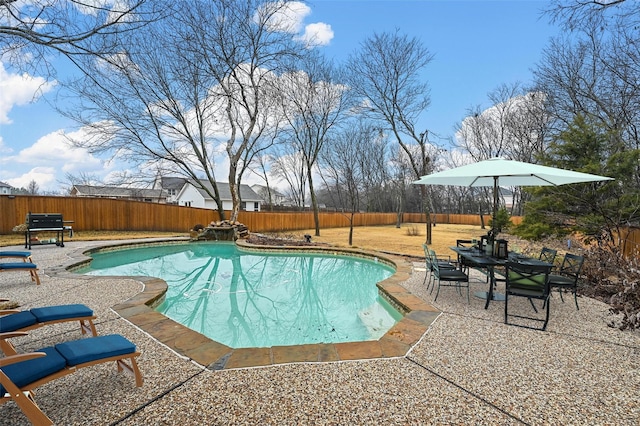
[493,176,498,234]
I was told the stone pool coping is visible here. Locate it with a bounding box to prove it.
[55,238,440,370]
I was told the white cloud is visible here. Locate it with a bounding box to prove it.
[0,136,12,155]
[0,62,56,124]
[262,1,311,33]
[261,1,333,48]
[5,166,57,191]
[296,22,334,48]
[1,127,112,192]
[13,129,102,171]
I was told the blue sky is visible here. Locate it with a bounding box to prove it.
[0,0,560,192]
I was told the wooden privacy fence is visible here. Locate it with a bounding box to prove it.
[1,195,217,233]
[402,212,523,226]
[616,227,640,259]
[1,195,403,234]
[2,195,519,234]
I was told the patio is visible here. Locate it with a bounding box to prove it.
[1,240,638,425]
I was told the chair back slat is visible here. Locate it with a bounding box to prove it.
[506,262,552,295]
[559,253,585,278]
[422,243,432,270]
[428,249,440,277]
[539,247,557,265]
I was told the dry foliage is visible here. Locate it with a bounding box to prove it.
[581,246,640,330]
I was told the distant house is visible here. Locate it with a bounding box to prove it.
[0,181,13,195]
[152,176,188,204]
[176,180,263,211]
[250,184,291,206]
[70,185,167,203]
[500,187,514,210]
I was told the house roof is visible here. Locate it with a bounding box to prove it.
[72,185,165,199]
[0,181,12,189]
[188,180,263,202]
[159,177,188,191]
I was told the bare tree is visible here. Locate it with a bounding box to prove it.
[271,144,308,209]
[455,83,550,216]
[65,0,303,221]
[276,52,353,236]
[346,29,438,241]
[545,0,637,32]
[26,179,39,195]
[319,121,379,245]
[0,0,163,75]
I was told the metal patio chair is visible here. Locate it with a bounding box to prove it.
[428,249,469,303]
[547,253,584,310]
[504,261,553,331]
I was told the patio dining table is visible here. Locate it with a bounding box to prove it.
[450,246,553,310]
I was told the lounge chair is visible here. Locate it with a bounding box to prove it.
[0,304,98,351]
[0,332,143,426]
[0,251,32,262]
[0,262,41,285]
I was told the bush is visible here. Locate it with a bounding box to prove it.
[488,208,513,233]
[405,225,421,236]
[580,246,640,330]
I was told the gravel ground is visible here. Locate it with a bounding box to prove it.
[1,240,639,425]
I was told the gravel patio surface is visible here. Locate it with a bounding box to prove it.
[1,240,638,425]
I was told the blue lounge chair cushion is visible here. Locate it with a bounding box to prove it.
[55,334,136,366]
[0,251,31,258]
[0,310,38,333]
[31,304,94,322]
[0,262,37,270]
[0,346,66,394]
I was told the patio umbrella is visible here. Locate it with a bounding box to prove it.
[413,157,614,232]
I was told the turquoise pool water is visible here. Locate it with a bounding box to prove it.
[80,242,400,348]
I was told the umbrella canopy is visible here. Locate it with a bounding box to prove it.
[413,158,613,187]
[413,157,613,232]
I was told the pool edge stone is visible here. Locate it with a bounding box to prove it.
[60,238,441,370]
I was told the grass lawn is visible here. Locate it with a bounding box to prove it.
[273,223,495,258]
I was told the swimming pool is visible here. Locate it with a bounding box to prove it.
[80,242,401,348]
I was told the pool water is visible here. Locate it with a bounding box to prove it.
[80,242,400,348]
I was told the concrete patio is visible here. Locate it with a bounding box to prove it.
[1,240,638,425]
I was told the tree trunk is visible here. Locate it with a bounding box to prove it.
[308,168,321,237]
[228,167,240,222]
[349,212,354,246]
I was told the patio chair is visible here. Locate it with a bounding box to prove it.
[538,247,558,265]
[504,261,553,331]
[455,239,474,274]
[0,251,32,262]
[422,244,456,291]
[547,253,585,310]
[0,262,41,285]
[429,249,469,303]
[0,332,142,426]
[0,303,98,349]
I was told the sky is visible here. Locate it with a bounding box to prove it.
[0,0,562,193]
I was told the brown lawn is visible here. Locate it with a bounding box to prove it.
[287,223,490,258]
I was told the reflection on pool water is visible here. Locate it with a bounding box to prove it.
[80,242,401,348]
